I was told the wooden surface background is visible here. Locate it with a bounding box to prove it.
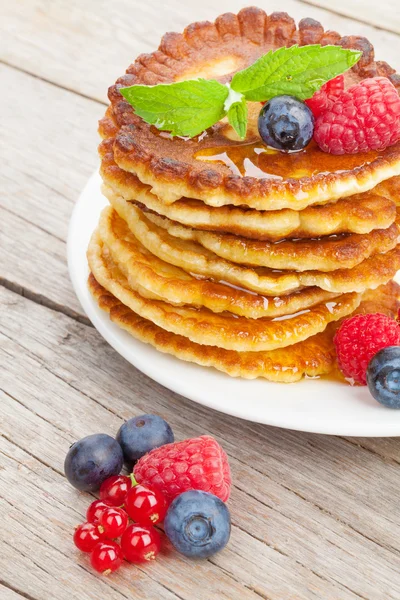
[2,1,400,599]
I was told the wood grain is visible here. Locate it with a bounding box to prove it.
[2,1,400,599]
[302,0,400,35]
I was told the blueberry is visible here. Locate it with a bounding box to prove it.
[164,490,231,558]
[116,414,174,464]
[258,95,314,152]
[367,346,400,408]
[64,434,123,492]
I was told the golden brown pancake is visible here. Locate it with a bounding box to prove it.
[88,230,361,352]
[101,8,400,210]
[100,206,339,318]
[99,140,398,240]
[88,274,400,382]
[144,209,400,272]
[105,191,400,293]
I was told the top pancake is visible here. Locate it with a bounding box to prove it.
[101,7,400,210]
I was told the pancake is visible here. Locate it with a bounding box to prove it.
[106,191,400,293]
[99,140,398,240]
[102,7,400,210]
[88,230,361,352]
[88,274,400,382]
[99,206,339,318]
[144,210,400,272]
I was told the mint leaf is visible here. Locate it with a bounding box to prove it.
[231,45,362,101]
[120,79,229,137]
[227,97,248,139]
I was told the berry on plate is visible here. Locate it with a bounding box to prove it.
[100,475,131,506]
[164,490,231,559]
[134,435,231,503]
[124,482,167,526]
[73,522,105,553]
[117,414,174,464]
[99,507,129,539]
[334,312,400,385]
[121,524,161,563]
[305,75,344,118]
[86,499,113,524]
[314,76,400,154]
[258,95,314,151]
[64,434,124,492]
[90,541,124,574]
[367,346,400,408]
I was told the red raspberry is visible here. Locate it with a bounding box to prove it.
[133,435,231,503]
[314,77,400,154]
[334,313,400,385]
[305,75,344,118]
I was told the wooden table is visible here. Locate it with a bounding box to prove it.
[2,2,400,598]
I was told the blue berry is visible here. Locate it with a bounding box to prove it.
[258,95,314,151]
[164,490,231,558]
[367,346,400,408]
[116,414,174,464]
[64,434,123,491]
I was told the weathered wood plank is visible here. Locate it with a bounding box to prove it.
[0,62,101,316]
[1,0,399,104]
[303,0,400,35]
[3,284,400,599]
[0,585,29,600]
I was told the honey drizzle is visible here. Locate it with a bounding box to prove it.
[195,140,380,179]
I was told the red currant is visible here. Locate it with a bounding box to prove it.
[86,499,112,523]
[125,484,167,525]
[121,524,161,563]
[73,522,105,553]
[90,541,123,574]
[100,507,128,539]
[100,475,131,506]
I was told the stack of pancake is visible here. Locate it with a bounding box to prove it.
[88,8,400,382]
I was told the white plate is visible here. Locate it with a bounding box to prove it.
[68,172,400,436]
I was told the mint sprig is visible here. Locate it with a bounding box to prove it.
[231,44,362,101]
[227,96,248,140]
[120,45,361,139]
[120,79,229,138]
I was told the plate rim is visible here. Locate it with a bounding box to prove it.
[67,172,400,437]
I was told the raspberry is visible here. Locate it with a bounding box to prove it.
[133,435,231,503]
[334,313,400,385]
[305,75,344,118]
[314,77,400,154]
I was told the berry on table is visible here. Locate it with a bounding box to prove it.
[305,75,344,118]
[90,541,123,574]
[73,522,105,553]
[124,481,167,526]
[100,475,131,506]
[334,312,400,385]
[134,435,231,503]
[258,95,314,151]
[314,76,400,154]
[116,414,174,465]
[100,507,129,539]
[86,499,113,523]
[367,346,400,408]
[64,434,124,492]
[164,490,231,559]
[121,524,161,563]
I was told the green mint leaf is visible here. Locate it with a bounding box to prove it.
[227,96,248,139]
[120,79,229,137]
[231,44,362,101]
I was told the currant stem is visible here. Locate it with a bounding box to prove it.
[130,473,139,487]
